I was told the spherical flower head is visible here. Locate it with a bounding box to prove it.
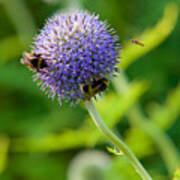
[30,11,120,104]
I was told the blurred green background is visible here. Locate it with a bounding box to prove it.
[0,0,180,179]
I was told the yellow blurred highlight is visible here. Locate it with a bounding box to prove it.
[0,136,10,174]
[120,2,179,69]
[173,168,180,180]
[106,146,123,156]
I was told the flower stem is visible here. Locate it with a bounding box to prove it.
[85,100,152,180]
[113,73,180,174]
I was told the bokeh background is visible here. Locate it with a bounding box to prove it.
[0,0,180,179]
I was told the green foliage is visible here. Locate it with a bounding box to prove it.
[0,36,24,64]
[120,2,179,69]
[0,136,9,174]
[148,84,180,130]
[173,169,180,180]
[104,156,141,180]
[0,0,179,179]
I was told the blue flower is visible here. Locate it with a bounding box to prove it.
[24,11,120,104]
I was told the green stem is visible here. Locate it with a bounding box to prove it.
[113,73,180,174]
[85,100,152,180]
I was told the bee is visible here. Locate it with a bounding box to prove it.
[81,77,109,100]
[21,51,47,72]
[131,39,144,47]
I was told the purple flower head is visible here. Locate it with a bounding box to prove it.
[24,11,120,104]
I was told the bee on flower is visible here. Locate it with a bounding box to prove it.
[21,11,120,104]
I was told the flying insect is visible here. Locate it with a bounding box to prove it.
[131,39,144,47]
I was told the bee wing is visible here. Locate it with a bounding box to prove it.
[20,57,25,65]
[20,52,33,68]
[23,51,35,59]
[20,57,32,68]
[20,56,27,65]
[21,51,34,65]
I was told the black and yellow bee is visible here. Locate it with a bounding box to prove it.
[21,51,47,72]
[81,77,109,100]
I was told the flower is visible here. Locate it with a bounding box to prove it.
[24,11,120,104]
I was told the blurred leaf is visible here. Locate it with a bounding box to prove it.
[1,154,67,180]
[11,80,147,152]
[96,80,148,127]
[0,136,9,174]
[41,0,61,4]
[0,0,36,45]
[113,74,180,175]
[12,128,94,152]
[148,84,180,129]
[173,169,180,180]
[127,106,180,175]
[125,128,155,158]
[0,36,24,63]
[120,2,179,69]
[104,156,141,180]
[0,62,40,94]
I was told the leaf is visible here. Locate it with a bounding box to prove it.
[96,80,148,127]
[0,136,10,174]
[1,0,36,45]
[11,80,148,153]
[12,128,96,152]
[106,146,123,156]
[124,128,155,158]
[148,84,180,129]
